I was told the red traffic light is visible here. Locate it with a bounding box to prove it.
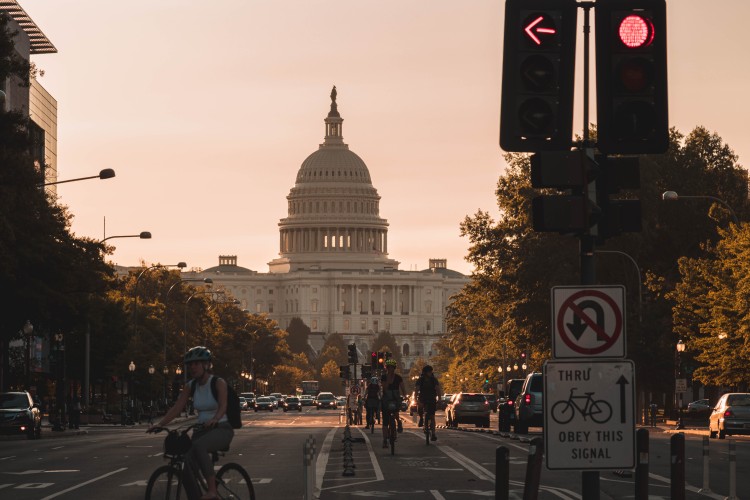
[523,13,557,47]
[618,15,654,48]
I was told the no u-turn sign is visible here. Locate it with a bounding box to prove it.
[552,286,625,358]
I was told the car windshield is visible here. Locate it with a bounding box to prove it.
[257,397,270,402]
[727,394,750,406]
[287,398,299,402]
[460,394,486,402]
[0,394,28,409]
[318,394,334,400]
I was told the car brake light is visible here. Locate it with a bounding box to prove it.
[724,409,733,418]
[525,394,532,405]
[507,400,514,406]
[484,401,489,406]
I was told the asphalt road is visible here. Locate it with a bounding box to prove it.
[0,406,747,499]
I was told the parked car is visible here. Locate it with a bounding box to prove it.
[445,392,491,428]
[240,392,256,408]
[238,397,249,411]
[254,396,274,412]
[514,372,544,434]
[408,392,419,416]
[299,395,315,406]
[687,399,711,415]
[709,393,750,439]
[0,391,42,439]
[316,392,337,410]
[499,379,525,432]
[283,397,303,412]
[438,393,453,411]
[483,393,498,412]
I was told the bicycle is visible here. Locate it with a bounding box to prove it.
[422,400,437,445]
[423,408,431,445]
[551,388,612,424]
[383,399,399,455]
[365,401,378,434]
[145,424,255,500]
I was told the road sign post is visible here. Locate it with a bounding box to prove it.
[544,360,636,470]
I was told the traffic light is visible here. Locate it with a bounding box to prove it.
[595,155,642,242]
[347,343,358,364]
[530,150,601,233]
[377,352,385,370]
[500,0,578,152]
[371,351,378,370]
[362,365,372,379]
[596,0,668,154]
[339,365,350,379]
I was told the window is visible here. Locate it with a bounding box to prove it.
[268,302,274,313]
[401,320,408,330]
[385,320,391,331]
[426,301,432,313]
[312,300,318,313]
[403,343,410,356]
[344,319,350,331]
[312,287,318,294]
[360,320,366,330]
[373,320,379,332]
[426,289,432,295]
[269,289,273,295]
[312,319,318,330]
[256,303,262,313]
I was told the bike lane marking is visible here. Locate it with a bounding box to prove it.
[39,467,127,500]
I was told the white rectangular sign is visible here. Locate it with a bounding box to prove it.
[544,360,635,470]
[552,286,626,358]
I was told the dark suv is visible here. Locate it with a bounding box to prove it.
[0,391,41,439]
[498,379,525,432]
[514,372,543,434]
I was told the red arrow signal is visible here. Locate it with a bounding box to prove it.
[524,15,557,46]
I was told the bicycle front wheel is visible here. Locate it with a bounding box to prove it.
[216,462,255,500]
[551,400,575,424]
[145,464,183,500]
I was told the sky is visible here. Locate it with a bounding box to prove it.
[19,0,750,276]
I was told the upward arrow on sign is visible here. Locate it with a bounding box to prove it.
[616,375,629,424]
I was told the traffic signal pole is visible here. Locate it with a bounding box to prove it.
[579,3,600,499]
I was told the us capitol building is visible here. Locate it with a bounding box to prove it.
[185,88,468,367]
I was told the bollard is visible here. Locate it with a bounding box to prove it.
[522,437,543,500]
[303,435,316,500]
[670,432,685,500]
[495,446,509,500]
[698,435,711,494]
[634,428,649,500]
[727,440,738,500]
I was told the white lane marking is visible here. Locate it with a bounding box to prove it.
[438,446,494,482]
[649,472,724,500]
[0,456,16,461]
[314,427,337,496]
[39,467,127,500]
[430,490,447,499]
[50,446,64,450]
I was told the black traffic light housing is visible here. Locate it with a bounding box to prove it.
[500,0,578,152]
[339,365,350,379]
[370,351,378,370]
[596,0,668,154]
[530,150,601,233]
[377,352,385,370]
[347,343,358,364]
[595,155,642,242]
[362,365,372,379]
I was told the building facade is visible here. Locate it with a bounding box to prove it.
[185,88,468,368]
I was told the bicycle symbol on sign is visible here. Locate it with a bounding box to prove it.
[551,388,612,424]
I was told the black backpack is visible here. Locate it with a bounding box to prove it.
[190,376,242,429]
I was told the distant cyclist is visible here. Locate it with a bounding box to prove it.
[364,377,381,429]
[151,346,233,500]
[415,365,442,441]
[381,358,407,448]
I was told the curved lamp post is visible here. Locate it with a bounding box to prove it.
[102,231,151,243]
[40,168,116,187]
[675,339,686,430]
[662,191,739,224]
[183,290,226,383]
[162,277,213,401]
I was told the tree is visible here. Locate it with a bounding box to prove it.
[286,317,312,356]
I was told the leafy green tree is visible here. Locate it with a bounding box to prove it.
[286,317,312,356]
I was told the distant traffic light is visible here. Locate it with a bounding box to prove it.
[339,365,350,379]
[596,0,668,153]
[347,343,358,364]
[377,352,385,370]
[500,0,578,152]
[530,150,601,233]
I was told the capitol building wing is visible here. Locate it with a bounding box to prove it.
[185,88,468,367]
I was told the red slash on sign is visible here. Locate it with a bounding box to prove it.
[524,15,557,45]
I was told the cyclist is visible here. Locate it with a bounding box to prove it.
[415,364,442,441]
[364,377,381,429]
[151,346,233,500]
[380,358,407,448]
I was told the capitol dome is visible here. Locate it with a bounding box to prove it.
[268,87,399,273]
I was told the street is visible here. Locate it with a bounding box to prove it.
[0,407,748,499]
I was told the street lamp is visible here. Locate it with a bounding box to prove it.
[662,191,739,224]
[128,361,136,424]
[101,231,152,243]
[22,320,33,390]
[52,332,66,432]
[163,277,213,399]
[675,339,686,430]
[39,168,116,187]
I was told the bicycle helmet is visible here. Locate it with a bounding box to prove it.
[370,377,379,384]
[184,346,212,363]
[385,358,397,367]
